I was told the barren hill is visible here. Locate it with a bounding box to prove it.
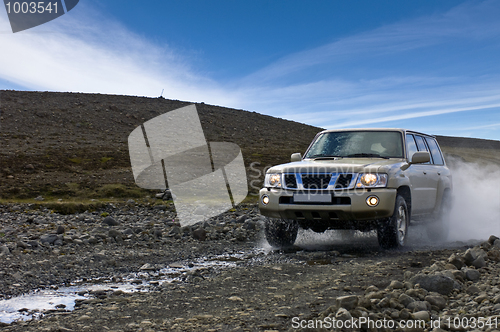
[0,90,498,200]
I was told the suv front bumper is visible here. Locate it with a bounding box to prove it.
[259,188,397,221]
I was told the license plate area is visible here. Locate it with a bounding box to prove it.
[293,193,332,203]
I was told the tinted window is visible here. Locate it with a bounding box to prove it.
[425,137,444,165]
[406,134,418,161]
[414,135,431,164]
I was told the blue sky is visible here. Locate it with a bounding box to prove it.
[1,0,499,140]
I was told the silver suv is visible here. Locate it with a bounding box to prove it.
[259,129,452,249]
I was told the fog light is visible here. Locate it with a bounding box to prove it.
[366,195,379,207]
[262,194,270,205]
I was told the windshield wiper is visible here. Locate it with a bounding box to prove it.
[307,154,343,160]
[345,153,389,159]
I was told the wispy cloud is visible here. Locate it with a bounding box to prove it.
[0,4,237,106]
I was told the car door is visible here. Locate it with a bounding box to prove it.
[405,134,429,213]
[413,135,438,212]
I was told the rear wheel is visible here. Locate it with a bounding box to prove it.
[264,217,298,248]
[377,195,409,249]
[426,190,451,241]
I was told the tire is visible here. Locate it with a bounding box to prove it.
[377,195,409,249]
[426,190,451,241]
[264,217,299,248]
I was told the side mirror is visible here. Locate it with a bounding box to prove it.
[291,153,302,162]
[410,151,430,164]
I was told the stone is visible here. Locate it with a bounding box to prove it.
[407,301,430,312]
[466,285,480,295]
[474,293,488,303]
[108,229,121,239]
[0,245,10,256]
[192,228,207,241]
[463,268,481,282]
[399,294,415,307]
[335,308,352,321]
[463,248,487,266]
[487,248,500,262]
[389,280,405,289]
[228,296,243,302]
[411,310,430,321]
[336,295,358,310]
[493,294,500,304]
[102,216,119,226]
[40,234,59,245]
[488,235,499,245]
[410,274,455,295]
[448,253,465,269]
[56,225,65,234]
[425,295,447,310]
[472,256,486,268]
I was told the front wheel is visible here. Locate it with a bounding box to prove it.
[377,195,409,249]
[264,217,298,248]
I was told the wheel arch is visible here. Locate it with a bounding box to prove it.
[397,185,412,218]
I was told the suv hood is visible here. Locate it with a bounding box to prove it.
[267,158,404,174]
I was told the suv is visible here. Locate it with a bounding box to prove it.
[259,129,452,249]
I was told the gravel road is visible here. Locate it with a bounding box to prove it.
[1,202,499,332]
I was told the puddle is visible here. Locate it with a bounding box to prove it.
[0,249,266,324]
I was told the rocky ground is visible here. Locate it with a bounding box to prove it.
[0,201,499,331]
[1,90,500,331]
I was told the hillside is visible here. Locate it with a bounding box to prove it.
[0,90,498,200]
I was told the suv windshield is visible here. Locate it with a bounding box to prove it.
[304,131,404,159]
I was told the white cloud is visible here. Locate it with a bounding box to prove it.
[0,4,237,106]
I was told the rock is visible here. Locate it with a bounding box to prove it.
[153,229,163,238]
[472,256,486,268]
[463,248,487,266]
[487,248,500,262]
[399,294,415,307]
[192,228,206,241]
[335,308,352,321]
[488,235,499,245]
[407,301,430,312]
[140,263,155,271]
[493,294,500,304]
[466,285,480,295]
[412,310,430,321]
[235,215,247,224]
[108,229,122,239]
[102,216,119,226]
[425,295,447,310]
[463,268,481,282]
[494,239,500,248]
[410,274,455,295]
[336,295,358,310]
[40,234,59,245]
[448,253,465,269]
[56,225,65,234]
[474,293,488,303]
[34,195,44,201]
[0,245,10,256]
[228,296,243,302]
[389,280,405,289]
[243,220,256,230]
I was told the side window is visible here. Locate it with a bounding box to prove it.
[414,135,432,164]
[425,137,444,165]
[406,134,418,161]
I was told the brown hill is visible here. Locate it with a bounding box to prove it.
[0,90,498,200]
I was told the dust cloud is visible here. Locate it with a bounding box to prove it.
[447,158,500,242]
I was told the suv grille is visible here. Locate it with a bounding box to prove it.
[284,174,297,188]
[301,174,331,189]
[335,174,353,188]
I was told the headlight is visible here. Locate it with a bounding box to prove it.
[264,173,282,188]
[356,174,388,188]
